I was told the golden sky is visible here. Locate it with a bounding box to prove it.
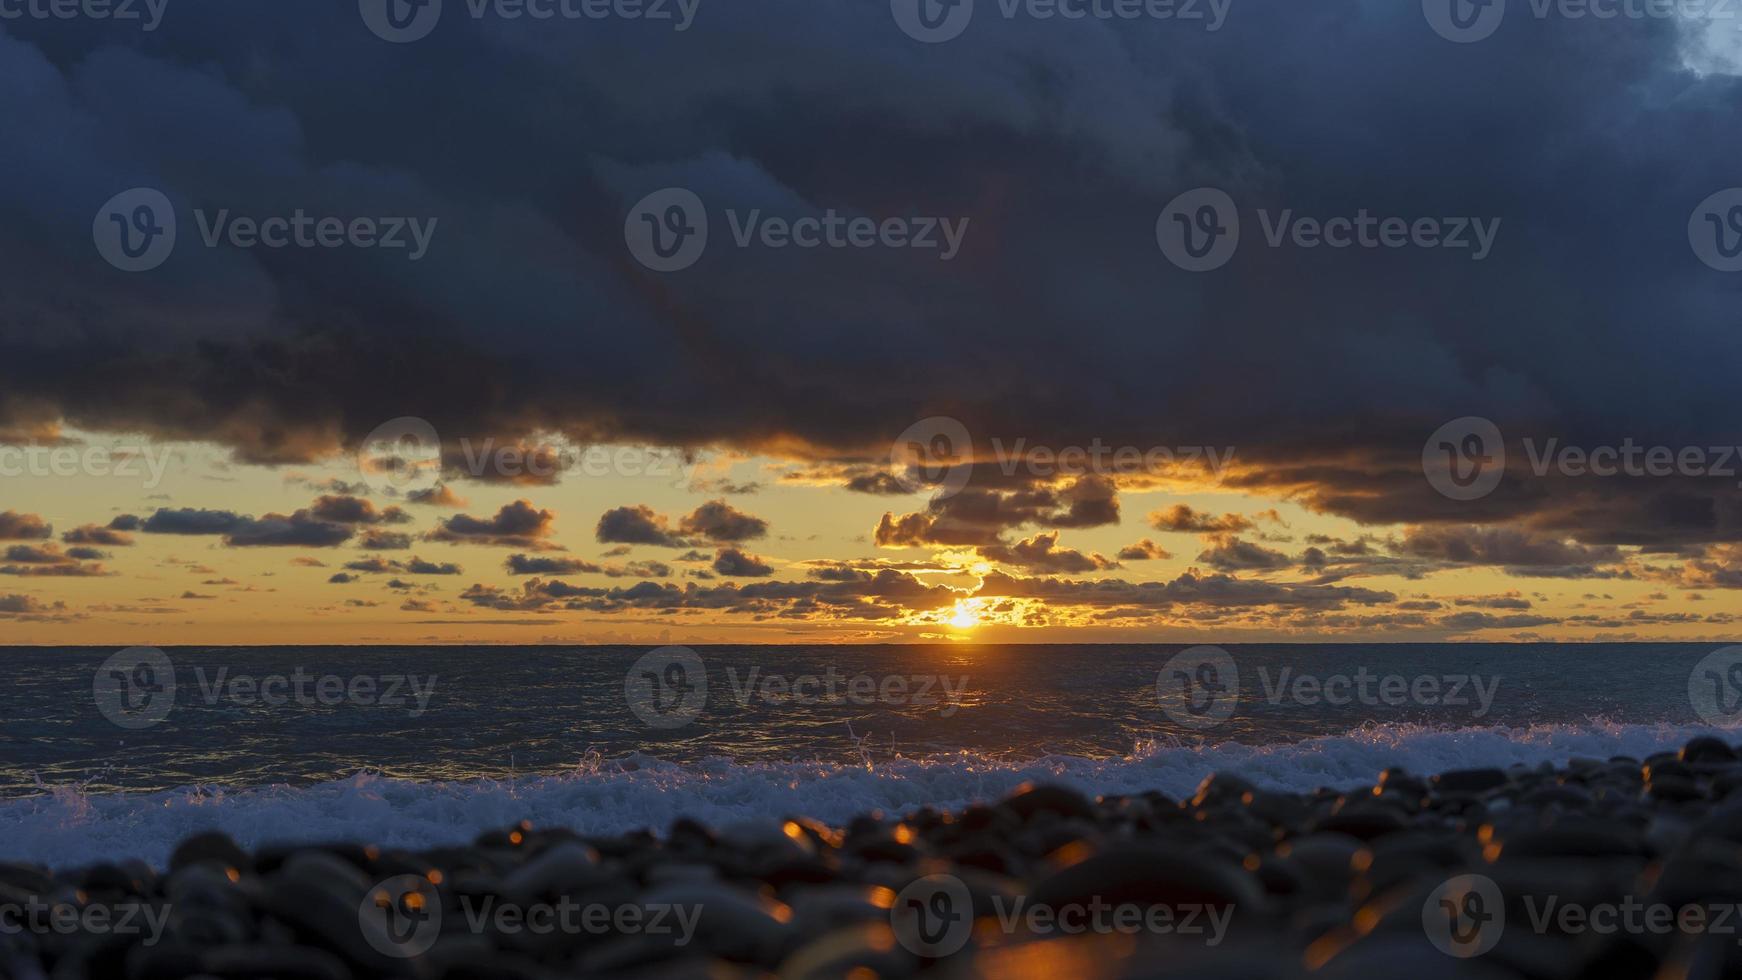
[0,427,1726,645]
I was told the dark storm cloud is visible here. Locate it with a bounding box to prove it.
[876,475,1122,547]
[1150,505,1254,535]
[595,501,770,547]
[1117,538,1172,561]
[974,569,1394,612]
[506,554,603,575]
[0,594,68,618]
[141,508,243,535]
[2,1,1741,549]
[225,511,355,548]
[460,567,958,618]
[427,500,557,547]
[679,501,769,543]
[62,523,134,546]
[595,505,686,547]
[358,529,413,550]
[979,532,1117,574]
[1195,536,1292,572]
[0,543,106,576]
[307,495,411,525]
[136,506,351,547]
[1395,525,1623,578]
[0,512,51,540]
[712,547,774,578]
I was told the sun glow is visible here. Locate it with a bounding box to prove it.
[948,599,985,630]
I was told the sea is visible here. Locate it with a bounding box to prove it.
[1,643,1736,868]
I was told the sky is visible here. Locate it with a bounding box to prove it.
[2,0,1742,644]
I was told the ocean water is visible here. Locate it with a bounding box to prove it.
[0,644,1735,868]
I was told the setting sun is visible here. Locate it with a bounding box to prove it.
[948,599,984,630]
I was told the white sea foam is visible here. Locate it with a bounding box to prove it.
[1,720,1726,870]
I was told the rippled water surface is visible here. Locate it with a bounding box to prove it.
[0,643,1724,795]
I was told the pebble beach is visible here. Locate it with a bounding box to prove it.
[10,737,1742,978]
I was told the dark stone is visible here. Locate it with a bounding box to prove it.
[1432,768,1509,795]
[1648,773,1706,803]
[998,783,1096,823]
[199,943,352,980]
[1029,843,1265,914]
[1682,737,1739,765]
[1192,772,1259,807]
[169,831,251,874]
[1312,803,1409,841]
